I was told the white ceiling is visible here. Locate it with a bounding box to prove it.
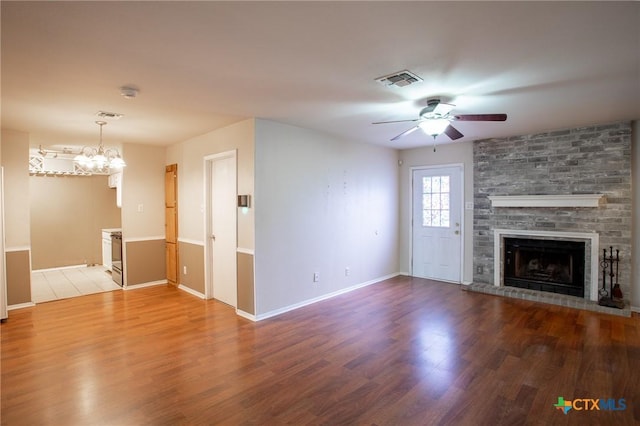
[2,1,639,150]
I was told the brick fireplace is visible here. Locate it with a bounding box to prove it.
[470,122,632,315]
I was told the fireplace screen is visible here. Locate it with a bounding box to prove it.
[504,238,585,297]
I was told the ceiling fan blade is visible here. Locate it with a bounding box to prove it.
[444,125,464,140]
[372,118,419,125]
[390,126,419,141]
[453,114,507,121]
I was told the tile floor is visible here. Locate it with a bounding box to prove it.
[31,266,122,303]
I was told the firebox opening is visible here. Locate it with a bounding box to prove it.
[504,238,585,297]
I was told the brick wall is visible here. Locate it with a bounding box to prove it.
[473,122,632,300]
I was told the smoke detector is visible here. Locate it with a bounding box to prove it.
[375,70,423,88]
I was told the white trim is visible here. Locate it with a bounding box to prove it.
[124,280,166,290]
[178,284,206,299]
[255,273,399,321]
[631,305,640,314]
[123,236,165,243]
[203,149,238,302]
[8,302,36,310]
[493,229,599,301]
[178,238,205,246]
[5,246,30,252]
[488,194,604,208]
[236,309,257,321]
[32,264,88,273]
[236,247,254,255]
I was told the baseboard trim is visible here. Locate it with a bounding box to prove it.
[254,272,400,321]
[8,302,36,311]
[178,284,205,299]
[32,264,94,273]
[631,305,639,314]
[236,309,257,321]
[124,280,166,290]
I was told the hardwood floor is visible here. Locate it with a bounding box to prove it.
[2,276,639,425]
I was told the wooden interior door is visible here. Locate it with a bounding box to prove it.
[165,164,178,286]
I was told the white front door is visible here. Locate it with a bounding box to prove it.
[411,165,463,282]
[205,151,237,307]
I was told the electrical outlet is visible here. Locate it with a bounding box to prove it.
[476,265,483,274]
[313,272,320,282]
[183,266,187,275]
[345,267,350,276]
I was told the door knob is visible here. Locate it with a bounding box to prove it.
[211,234,216,241]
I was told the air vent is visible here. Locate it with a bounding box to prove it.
[96,111,124,120]
[375,70,423,88]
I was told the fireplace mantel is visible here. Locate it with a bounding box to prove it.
[488,194,604,208]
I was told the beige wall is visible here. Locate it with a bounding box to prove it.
[5,250,31,305]
[30,175,121,269]
[125,239,166,286]
[120,143,166,285]
[121,143,166,240]
[1,129,31,248]
[1,129,32,305]
[237,252,254,315]
[179,241,205,294]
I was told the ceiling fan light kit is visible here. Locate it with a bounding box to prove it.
[418,118,449,136]
[373,97,507,143]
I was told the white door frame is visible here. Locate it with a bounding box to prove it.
[409,163,465,283]
[203,150,237,302]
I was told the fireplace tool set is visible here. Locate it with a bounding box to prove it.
[598,246,624,309]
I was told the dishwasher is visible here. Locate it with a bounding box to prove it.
[111,232,123,286]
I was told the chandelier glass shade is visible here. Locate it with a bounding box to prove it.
[74,121,126,170]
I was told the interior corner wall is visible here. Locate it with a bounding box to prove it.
[398,141,475,283]
[253,119,400,316]
[165,118,255,299]
[1,129,32,305]
[121,143,166,286]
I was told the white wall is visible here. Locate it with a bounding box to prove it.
[398,141,474,283]
[254,120,399,315]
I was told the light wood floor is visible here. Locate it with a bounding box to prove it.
[2,276,639,425]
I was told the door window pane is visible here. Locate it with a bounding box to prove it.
[422,175,451,227]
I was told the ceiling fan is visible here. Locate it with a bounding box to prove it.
[373,98,507,142]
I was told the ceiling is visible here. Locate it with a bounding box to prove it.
[2,1,639,150]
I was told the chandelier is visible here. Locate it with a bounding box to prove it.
[74,121,126,170]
